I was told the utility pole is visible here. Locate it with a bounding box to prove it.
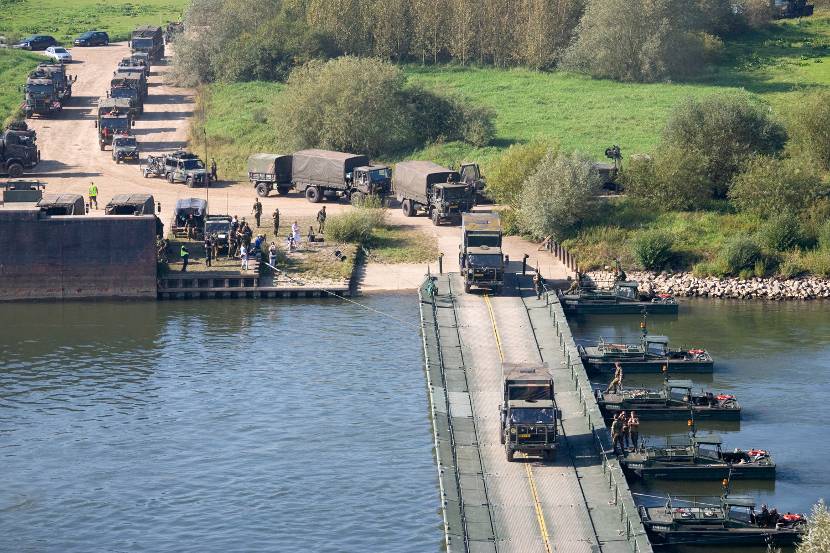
[203,127,209,215]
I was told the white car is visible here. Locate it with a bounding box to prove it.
[44,46,72,63]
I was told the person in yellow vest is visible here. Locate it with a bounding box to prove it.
[88,182,98,210]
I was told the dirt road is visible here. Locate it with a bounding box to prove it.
[26,44,571,291]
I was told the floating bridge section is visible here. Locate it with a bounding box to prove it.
[419,272,653,553]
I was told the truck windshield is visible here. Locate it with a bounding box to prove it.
[510,408,555,424]
[114,138,137,147]
[368,168,391,181]
[467,234,501,248]
[110,88,136,99]
[27,84,53,94]
[442,187,467,200]
[508,384,552,401]
[205,222,229,234]
[132,38,154,48]
[104,118,129,129]
[182,159,204,170]
[468,254,502,268]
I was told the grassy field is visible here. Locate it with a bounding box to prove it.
[192,10,830,177]
[0,0,187,44]
[0,49,42,125]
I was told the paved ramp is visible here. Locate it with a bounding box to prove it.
[420,273,652,553]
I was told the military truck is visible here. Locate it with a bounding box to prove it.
[33,63,75,102]
[291,149,391,203]
[1,179,44,203]
[22,76,61,118]
[774,0,814,18]
[107,85,142,118]
[98,97,132,118]
[459,162,486,203]
[37,194,85,215]
[0,127,40,177]
[105,194,155,215]
[118,54,150,77]
[248,153,293,197]
[500,364,559,462]
[205,215,232,252]
[130,25,165,61]
[112,134,139,163]
[460,212,505,294]
[172,198,208,238]
[95,109,134,151]
[393,161,474,225]
[111,71,147,104]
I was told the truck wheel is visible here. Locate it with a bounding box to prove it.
[144,171,150,178]
[256,183,269,197]
[431,210,441,226]
[166,172,174,183]
[401,199,414,217]
[7,163,23,178]
[543,450,556,462]
[499,431,505,445]
[99,142,105,151]
[305,186,322,203]
[350,191,364,204]
[506,448,514,462]
[277,186,291,196]
[464,283,471,293]
[186,177,195,188]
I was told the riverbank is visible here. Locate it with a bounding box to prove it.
[607,270,830,300]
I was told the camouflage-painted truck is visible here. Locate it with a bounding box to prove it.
[0,126,40,177]
[110,71,146,116]
[95,103,134,151]
[130,25,164,61]
[22,74,61,118]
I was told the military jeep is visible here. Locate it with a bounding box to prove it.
[112,134,139,163]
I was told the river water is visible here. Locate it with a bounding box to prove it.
[570,298,830,552]
[0,296,439,552]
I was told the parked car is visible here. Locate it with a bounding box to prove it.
[44,46,72,63]
[13,35,57,51]
[74,31,109,47]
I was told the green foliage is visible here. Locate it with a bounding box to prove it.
[518,151,601,240]
[662,92,787,196]
[0,49,41,126]
[777,249,807,278]
[326,204,387,244]
[719,235,763,275]
[787,90,830,171]
[632,230,675,270]
[485,139,555,207]
[797,500,830,553]
[623,146,711,210]
[757,212,805,251]
[818,219,830,251]
[729,156,825,216]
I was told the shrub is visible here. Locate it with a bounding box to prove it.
[777,249,807,279]
[623,145,711,210]
[662,93,787,196]
[729,156,824,217]
[405,85,496,147]
[518,152,601,240]
[632,231,675,270]
[757,213,804,252]
[802,249,830,278]
[798,500,830,553]
[819,220,830,251]
[719,235,763,275]
[485,139,556,207]
[326,202,387,244]
[457,104,496,147]
[787,91,830,171]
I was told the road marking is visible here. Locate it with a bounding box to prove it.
[484,293,553,553]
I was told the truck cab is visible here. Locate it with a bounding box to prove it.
[0,128,40,177]
[350,165,391,199]
[112,134,139,163]
[459,162,486,203]
[95,112,134,150]
[461,212,505,294]
[23,77,60,117]
[164,152,208,187]
[205,215,232,251]
[500,364,559,462]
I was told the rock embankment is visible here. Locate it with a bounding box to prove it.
[606,271,830,300]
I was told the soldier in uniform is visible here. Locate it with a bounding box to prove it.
[317,206,327,233]
[272,208,280,236]
[533,272,544,299]
[203,234,212,268]
[252,198,263,228]
[605,362,624,394]
[611,413,624,454]
[627,411,640,450]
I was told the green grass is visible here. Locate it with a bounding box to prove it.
[0,0,187,44]
[368,226,440,264]
[193,10,830,177]
[0,49,41,126]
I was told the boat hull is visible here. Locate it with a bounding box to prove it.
[585,358,714,374]
[644,526,803,546]
[624,463,775,480]
[599,404,741,421]
[561,301,679,315]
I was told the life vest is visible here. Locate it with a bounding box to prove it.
[689,349,706,355]
[782,514,804,523]
[748,449,768,459]
[716,394,735,401]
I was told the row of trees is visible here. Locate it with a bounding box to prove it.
[174,0,775,84]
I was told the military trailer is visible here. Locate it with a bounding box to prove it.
[37,194,85,215]
[105,194,155,216]
[130,25,164,61]
[394,161,474,225]
[500,364,559,462]
[172,197,208,238]
[23,76,61,118]
[291,149,391,203]
[95,110,134,151]
[460,212,505,294]
[111,134,139,163]
[247,153,293,197]
[0,128,40,177]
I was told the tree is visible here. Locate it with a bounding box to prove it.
[564,0,705,82]
[662,92,787,196]
[788,91,830,171]
[798,501,830,553]
[485,139,556,207]
[729,156,824,217]
[623,145,711,210]
[518,151,601,239]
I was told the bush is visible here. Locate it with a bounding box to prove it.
[485,139,556,207]
[729,156,824,217]
[405,86,496,147]
[777,249,807,278]
[326,201,387,244]
[798,500,830,553]
[719,235,763,275]
[623,145,711,210]
[788,91,830,171]
[632,231,675,270]
[457,104,496,147]
[662,93,787,196]
[757,213,804,252]
[518,152,601,240]
[818,220,830,252]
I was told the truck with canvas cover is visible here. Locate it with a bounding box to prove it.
[95,108,134,151]
[23,76,61,118]
[107,85,141,118]
[130,25,164,61]
[172,197,208,238]
[247,153,292,197]
[37,194,85,215]
[0,128,40,178]
[394,161,474,225]
[34,63,75,102]
[500,364,559,461]
[98,97,133,119]
[105,194,155,216]
[1,179,44,202]
[291,149,391,203]
[111,71,147,103]
[460,211,504,293]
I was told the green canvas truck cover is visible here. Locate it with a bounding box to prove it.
[393,160,462,204]
[292,149,369,187]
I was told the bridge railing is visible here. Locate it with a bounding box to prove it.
[544,237,579,273]
[543,289,652,553]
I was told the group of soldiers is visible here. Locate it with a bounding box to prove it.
[610,410,640,454]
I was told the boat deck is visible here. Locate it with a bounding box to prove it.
[420,272,652,553]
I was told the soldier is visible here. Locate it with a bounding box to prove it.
[252,198,263,228]
[272,208,280,236]
[210,158,218,182]
[211,232,220,260]
[317,205,327,233]
[533,272,544,299]
[627,411,640,451]
[611,413,624,454]
[605,362,623,394]
[204,233,212,268]
[88,182,98,210]
[613,258,626,282]
[180,244,189,272]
